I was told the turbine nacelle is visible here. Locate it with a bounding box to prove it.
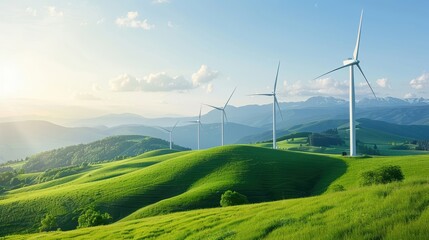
[343,59,359,66]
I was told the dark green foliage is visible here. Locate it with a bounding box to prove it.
[77,208,112,228]
[331,184,345,192]
[39,214,58,232]
[220,190,249,207]
[358,143,381,155]
[361,165,404,186]
[390,144,412,150]
[23,135,189,172]
[308,131,343,147]
[275,132,312,142]
[36,165,89,183]
[0,171,16,185]
[416,140,429,151]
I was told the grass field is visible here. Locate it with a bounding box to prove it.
[4,150,429,239]
[0,145,345,236]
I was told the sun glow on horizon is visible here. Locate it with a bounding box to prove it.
[0,62,24,98]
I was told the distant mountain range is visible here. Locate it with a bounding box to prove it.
[0,120,264,163]
[1,96,429,163]
[66,96,429,128]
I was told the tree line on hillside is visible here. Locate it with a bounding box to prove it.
[23,135,189,173]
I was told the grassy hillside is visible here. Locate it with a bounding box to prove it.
[6,153,429,240]
[0,146,345,236]
[23,135,189,172]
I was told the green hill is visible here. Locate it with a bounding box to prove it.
[0,146,345,236]
[22,135,189,172]
[5,152,429,239]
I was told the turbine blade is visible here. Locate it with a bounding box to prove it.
[172,121,179,131]
[274,61,281,93]
[275,96,283,120]
[313,65,349,80]
[198,105,202,120]
[248,93,274,96]
[203,104,222,111]
[223,110,229,122]
[158,126,170,133]
[356,64,377,99]
[224,87,237,109]
[353,10,364,60]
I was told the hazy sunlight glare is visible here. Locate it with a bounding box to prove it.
[0,62,23,98]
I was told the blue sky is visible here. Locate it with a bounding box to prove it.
[0,0,428,119]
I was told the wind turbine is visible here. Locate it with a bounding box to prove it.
[188,106,203,150]
[314,10,377,156]
[250,62,283,149]
[159,121,179,150]
[205,87,236,146]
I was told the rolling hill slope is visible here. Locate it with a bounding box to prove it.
[6,153,429,240]
[0,146,346,236]
[22,135,189,173]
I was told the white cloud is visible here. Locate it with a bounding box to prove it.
[376,78,389,88]
[80,22,88,26]
[153,0,170,4]
[110,73,194,92]
[25,7,37,17]
[410,73,429,89]
[141,72,192,91]
[109,74,140,92]
[192,65,219,87]
[96,18,104,25]
[47,6,64,17]
[74,93,101,101]
[206,83,214,93]
[404,93,417,99]
[282,77,373,98]
[116,12,154,30]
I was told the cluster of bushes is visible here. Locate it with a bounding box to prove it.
[415,140,429,151]
[358,143,380,155]
[390,144,412,150]
[308,129,343,147]
[36,164,89,183]
[220,190,248,207]
[39,208,112,232]
[361,165,404,186]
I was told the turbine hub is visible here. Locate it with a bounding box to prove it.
[343,59,359,66]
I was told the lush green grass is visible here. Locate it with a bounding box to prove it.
[0,146,345,236]
[7,153,429,240]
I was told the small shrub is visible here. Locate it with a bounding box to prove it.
[331,184,345,192]
[77,208,112,228]
[361,165,404,186]
[39,213,58,232]
[220,190,248,207]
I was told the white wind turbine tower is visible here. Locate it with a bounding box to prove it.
[314,10,377,156]
[205,88,236,146]
[159,121,179,150]
[251,62,283,149]
[188,106,203,150]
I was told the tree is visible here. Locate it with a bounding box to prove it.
[39,213,58,232]
[361,165,404,186]
[220,190,248,207]
[77,208,112,228]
